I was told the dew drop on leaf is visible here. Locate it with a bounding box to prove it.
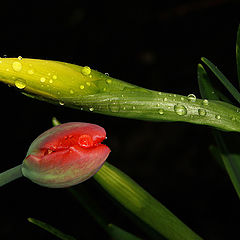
[198,109,206,116]
[174,104,187,116]
[187,94,196,102]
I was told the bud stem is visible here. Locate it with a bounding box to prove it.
[0,164,22,187]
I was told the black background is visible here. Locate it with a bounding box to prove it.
[1,1,240,239]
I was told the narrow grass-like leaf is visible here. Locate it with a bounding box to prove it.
[0,58,240,132]
[236,24,240,85]
[28,218,76,240]
[198,62,240,199]
[213,132,240,199]
[108,224,142,240]
[201,57,240,104]
[94,163,203,240]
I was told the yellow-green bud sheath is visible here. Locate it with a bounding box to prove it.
[0,58,240,132]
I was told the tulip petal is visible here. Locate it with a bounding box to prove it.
[22,122,110,188]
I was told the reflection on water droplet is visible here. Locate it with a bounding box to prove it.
[27,69,34,74]
[80,85,85,89]
[158,109,164,115]
[89,107,94,111]
[105,73,109,76]
[82,66,91,76]
[15,79,26,89]
[163,97,167,101]
[18,56,22,60]
[187,94,196,102]
[202,99,208,106]
[174,104,187,116]
[106,79,112,84]
[52,75,57,79]
[198,109,206,116]
[49,79,53,84]
[59,101,64,106]
[40,77,46,83]
[215,115,221,119]
[12,61,22,72]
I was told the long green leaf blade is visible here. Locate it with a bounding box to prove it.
[28,218,76,240]
[198,61,240,199]
[201,57,240,104]
[94,162,203,240]
[236,24,240,85]
[108,224,143,240]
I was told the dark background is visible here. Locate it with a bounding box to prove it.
[0,0,240,239]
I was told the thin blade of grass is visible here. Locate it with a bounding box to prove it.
[108,224,142,240]
[236,24,240,85]
[28,218,76,240]
[201,57,240,104]
[94,162,203,240]
[198,62,240,199]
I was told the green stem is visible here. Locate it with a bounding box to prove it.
[94,162,203,240]
[0,164,23,186]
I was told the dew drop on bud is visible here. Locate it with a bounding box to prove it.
[202,99,208,106]
[82,66,91,76]
[12,61,22,72]
[14,79,26,89]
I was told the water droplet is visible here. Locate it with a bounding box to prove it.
[158,92,162,95]
[173,94,176,97]
[14,79,26,89]
[49,79,53,84]
[180,97,185,101]
[86,82,91,86]
[132,106,136,110]
[18,56,22,60]
[174,104,187,116]
[40,77,46,83]
[52,75,57,80]
[81,66,91,76]
[202,99,208,106]
[109,103,120,113]
[215,115,221,120]
[89,107,94,111]
[70,89,74,94]
[106,79,112,84]
[80,85,85,89]
[198,109,206,116]
[59,100,64,106]
[12,61,22,72]
[105,73,109,76]
[163,97,168,102]
[158,109,164,115]
[27,69,34,74]
[3,54,7,58]
[187,94,196,102]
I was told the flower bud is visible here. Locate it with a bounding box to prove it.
[21,122,110,188]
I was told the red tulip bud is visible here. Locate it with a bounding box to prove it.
[21,122,110,188]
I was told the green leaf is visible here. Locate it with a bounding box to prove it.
[108,224,143,240]
[198,61,240,200]
[28,218,76,240]
[236,24,240,85]
[94,162,203,240]
[213,132,240,199]
[201,57,240,104]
